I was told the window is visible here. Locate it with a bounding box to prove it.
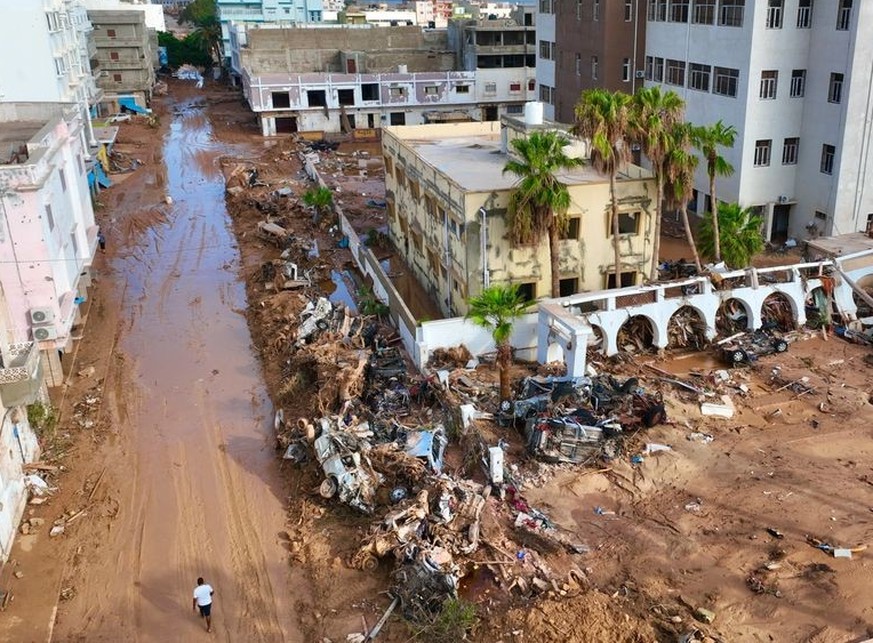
[591,56,599,80]
[539,40,553,60]
[593,0,600,20]
[110,51,119,61]
[606,272,637,289]
[575,53,582,76]
[797,0,812,28]
[455,84,470,94]
[665,59,686,86]
[790,69,806,97]
[670,0,690,22]
[424,85,439,96]
[59,168,66,192]
[645,56,653,81]
[383,155,394,178]
[766,0,783,28]
[820,144,835,174]
[390,112,406,126]
[529,79,536,91]
[828,73,844,103]
[517,283,536,302]
[718,0,744,27]
[754,139,771,167]
[836,0,852,30]
[656,0,668,21]
[113,73,122,82]
[484,82,497,94]
[577,0,582,20]
[46,11,60,31]
[653,57,664,82]
[395,167,406,188]
[539,84,554,104]
[70,231,79,258]
[54,57,67,76]
[559,278,579,297]
[693,0,716,24]
[689,63,711,91]
[622,58,631,82]
[509,82,521,93]
[361,83,379,101]
[815,210,828,221]
[307,89,327,106]
[610,211,641,235]
[45,204,55,231]
[409,180,421,200]
[272,91,290,108]
[759,70,778,99]
[388,87,406,99]
[506,105,523,115]
[560,217,581,240]
[713,66,739,97]
[538,0,553,12]
[782,137,798,165]
[106,28,116,38]
[625,0,633,21]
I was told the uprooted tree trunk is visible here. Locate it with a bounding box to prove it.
[497,341,513,402]
[680,203,703,272]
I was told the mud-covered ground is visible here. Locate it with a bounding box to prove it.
[2,80,873,643]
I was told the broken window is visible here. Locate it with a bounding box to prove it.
[307,90,327,107]
[606,272,637,289]
[424,86,439,96]
[609,211,641,235]
[389,112,406,126]
[389,87,407,99]
[560,217,580,240]
[517,282,536,302]
[559,278,578,297]
[275,117,297,133]
[361,83,379,101]
[272,91,291,108]
[338,89,355,106]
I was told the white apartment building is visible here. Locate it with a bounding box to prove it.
[644,0,873,242]
[534,0,556,120]
[0,0,101,153]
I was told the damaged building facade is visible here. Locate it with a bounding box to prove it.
[382,112,657,317]
[232,10,536,136]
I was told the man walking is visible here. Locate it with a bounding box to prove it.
[192,577,214,633]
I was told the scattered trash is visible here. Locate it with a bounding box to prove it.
[644,443,672,454]
[700,396,735,419]
[687,432,714,444]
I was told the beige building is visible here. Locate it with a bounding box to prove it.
[382,115,657,317]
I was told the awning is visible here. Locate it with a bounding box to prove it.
[88,163,112,189]
[118,96,151,115]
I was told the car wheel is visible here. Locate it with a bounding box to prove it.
[319,477,338,499]
[730,349,746,363]
[360,555,379,572]
[774,340,788,353]
[500,399,512,413]
[316,319,330,331]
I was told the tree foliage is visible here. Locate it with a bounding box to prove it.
[692,120,737,263]
[466,284,528,401]
[158,31,212,67]
[697,202,764,268]
[503,131,583,297]
[179,0,217,26]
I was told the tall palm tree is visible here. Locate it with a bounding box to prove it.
[697,202,764,269]
[466,284,528,403]
[503,131,583,298]
[631,86,685,280]
[573,89,633,288]
[693,120,737,263]
[664,122,702,272]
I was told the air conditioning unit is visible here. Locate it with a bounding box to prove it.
[32,326,58,342]
[635,70,645,79]
[777,195,789,204]
[29,307,55,324]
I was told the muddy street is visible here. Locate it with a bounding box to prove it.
[19,95,304,642]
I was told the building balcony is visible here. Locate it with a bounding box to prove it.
[0,342,43,407]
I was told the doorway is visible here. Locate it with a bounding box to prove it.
[483,105,498,120]
[771,204,791,243]
[275,116,297,134]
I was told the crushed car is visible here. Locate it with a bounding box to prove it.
[313,422,380,514]
[719,325,788,365]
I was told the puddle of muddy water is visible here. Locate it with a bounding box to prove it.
[378,255,444,322]
[319,268,359,313]
[651,351,725,376]
[458,565,498,601]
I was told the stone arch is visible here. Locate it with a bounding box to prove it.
[761,292,796,330]
[587,324,606,355]
[545,341,563,363]
[852,275,873,317]
[716,298,752,335]
[667,306,707,349]
[616,315,656,353]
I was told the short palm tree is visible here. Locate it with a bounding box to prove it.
[466,284,528,403]
[664,122,702,272]
[573,89,633,288]
[503,131,584,298]
[631,87,685,280]
[697,202,764,269]
[303,186,334,224]
[693,120,737,263]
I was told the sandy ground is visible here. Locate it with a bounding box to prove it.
[2,79,873,643]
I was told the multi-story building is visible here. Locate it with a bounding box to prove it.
[415,1,453,29]
[88,9,158,111]
[0,102,98,386]
[234,22,536,135]
[0,1,101,155]
[85,0,168,33]
[217,0,325,64]
[382,113,658,317]
[644,0,873,242]
[536,0,646,123]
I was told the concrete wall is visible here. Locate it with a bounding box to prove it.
[89,9,156,96]
[0,406,40,562]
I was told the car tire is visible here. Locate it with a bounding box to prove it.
[500,399,512,412]
[730,349,746,363]
[316,319,330,331]
[360,555,379,572]
[319,477,338,499]
[774,340,788,353]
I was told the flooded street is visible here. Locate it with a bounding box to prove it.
[49,97,304,641]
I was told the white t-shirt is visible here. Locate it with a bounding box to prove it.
[193,584,213,606]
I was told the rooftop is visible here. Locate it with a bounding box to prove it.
[391,121,645,193]
[807,232,873,257]
[0,121,45,165]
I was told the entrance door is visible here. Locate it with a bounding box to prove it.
[275,116,297,134]
[483,106,498,120]
[771,204,791,243]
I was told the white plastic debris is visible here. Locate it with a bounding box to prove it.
[489,446,505,484]
[701,395,736,419]
[644,443,672,454]
[24,474,50,496]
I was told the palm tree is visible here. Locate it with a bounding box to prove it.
[573,89,633,288]
[664,122,702,272]
[693,120,737,263]
[466,284,528,403]
[303,186,334,224]
[697,202,764,269]
[631,87,685,280]
[502,131,583,298]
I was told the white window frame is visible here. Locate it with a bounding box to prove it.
[836,0,852,30]
[692,0,716,24]
[622,58,631,82]
[796,0,812,28]
[713,66,739,97]
[828,73,844,103]
[670,0,690,23]
[754,140,772,167]
[820,144,835,174]
[718,0,745,27]
[766,0,783,28]
[759,70,778,99]
[790,69,806,97]
[689,63,711,92]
